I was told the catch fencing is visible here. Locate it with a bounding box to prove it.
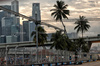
[0,48,98,66]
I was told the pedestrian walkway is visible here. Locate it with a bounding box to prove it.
[60,61,100,66]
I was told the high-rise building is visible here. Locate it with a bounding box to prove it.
[47,33,52,41]
[0,5,11,35]
[1,17,13,35]
[11,0,19,15]
[0,0,20,43]
[32,3,41,21]
[1,17,13,27]
[11,0,20,25]
[23,21,29,41]
[67,32,78,39]
[11,0,20,42]
[29,3,41,41]
[6,36,12,43]
[12,35,17,42]
[22,3,41,42]
[20,25,23,42]
[0,12,4,35]
[2,5,11,17]
[29,21,36,41]
[6,35,17,43]
[11,25,19,35]
[0,35,6,43]
[32,3,41,33]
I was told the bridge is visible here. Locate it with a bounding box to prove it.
[0,36,100,53]
[70,36,100,49]
[0,36,99,65]
[0,35,100,50]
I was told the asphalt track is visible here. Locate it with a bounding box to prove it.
[61,61,100,66]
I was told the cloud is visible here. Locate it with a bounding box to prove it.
[1,0,100,37]
[0,0,11,1]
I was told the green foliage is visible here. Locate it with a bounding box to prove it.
[73,38,89,52]
[50,0,70,34]
[31,26,47,45]
[74,16,90,37]
[50,0,69,21]
[50,31,89,52]
[50,31,68,50]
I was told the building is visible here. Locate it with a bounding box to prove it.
[2,5,11,17]
[20,25,23,41]
[0,35,6,43]
[11,0,20,41]
[22,21,36,41]
[0,0,20,43]
[12,35,17,42]
[11,0,19,17]
[47,33,52,41]
[0,12,4,35]
[6,35,17,43]
[0,5,11,35]
[11,25,19,35]
[32,3,41,21]
[67,32,78,39]
[23,21,29,41]
[1,17,13,35]
[29,21,36,41]
[11,0,20,25]
[1,17,13,27]
[6,36,12,43]
[28,3,41,41]
[22,3,41,42]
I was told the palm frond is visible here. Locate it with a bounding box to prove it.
[50,9,57,11]
[62,4,68,9]
[31,31,35,37]
[74,25,80,30]
[63,10,70,15]
[62,12,68,19]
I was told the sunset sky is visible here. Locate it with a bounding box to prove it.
[0,0,100,37]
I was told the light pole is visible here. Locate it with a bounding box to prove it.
[15,46,18,65]
[35,12,38,63]
[6,45,8,66]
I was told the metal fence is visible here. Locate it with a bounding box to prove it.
[0,48,98,65]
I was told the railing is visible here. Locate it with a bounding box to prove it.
[0,48,98,66]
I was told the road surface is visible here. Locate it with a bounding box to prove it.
[61,61,100,66]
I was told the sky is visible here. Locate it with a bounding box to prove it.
[0,0,100,37]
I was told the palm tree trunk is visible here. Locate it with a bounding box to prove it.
[61,20,67,35]
[82,31,83,38]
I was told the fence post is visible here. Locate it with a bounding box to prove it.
[22,48,24,65]
[15,46,18,65]
[6,45,8,66]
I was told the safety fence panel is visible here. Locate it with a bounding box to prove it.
[0,48,98,66]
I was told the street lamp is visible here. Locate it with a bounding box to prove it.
[35,12,38,63]
[6,45,8,66]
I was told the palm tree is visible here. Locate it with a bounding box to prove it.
[50,30,68,50]
[50,0,70,34]
[31,26,47,49]
[74,16,90,38]
[75,38,89,52]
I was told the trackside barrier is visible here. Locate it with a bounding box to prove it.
[5,48,98,66]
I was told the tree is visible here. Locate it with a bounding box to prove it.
[50,30,68,50]
[31,26,47,48]
[50,0,70,34]
[74,38,89,52]
[74,16,90,38]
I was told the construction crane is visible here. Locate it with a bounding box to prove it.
[0,6,64,31]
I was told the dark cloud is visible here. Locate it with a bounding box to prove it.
[0,0,12,1]
[0,0,100,36]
